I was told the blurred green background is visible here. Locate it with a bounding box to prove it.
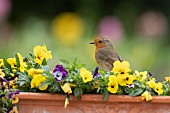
[0,0,170,81]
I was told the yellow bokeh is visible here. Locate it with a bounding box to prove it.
[52,12,84,45]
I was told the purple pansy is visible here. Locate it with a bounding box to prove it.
[52,64,68,82]
[148,72,152,77]
[2,78,9,83]
[13,90,20,95]
[129,84,134,88]
[0,94,5,98]
[93,67,101,78]
[7,105,14,113]
[8,90,20,99]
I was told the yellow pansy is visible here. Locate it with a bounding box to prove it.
[135,70,147,81]
[111,61,131,75]
[12,69,17,73]
[17,53,23,61]
[109,75,117,82]
[165,77,170,82]
[64,97,69,108]
[0,59,4,67]
[19,61,27,72]
[33,45,52,64]
[61,83,72,94]
[154,82,163,95]
[10,94,19,104]
[147,79,157,89]
[27,68,44,77]
[0,69,5,78]
[17,53,28,72]
[10,77,18,89]
[107,75,118,93]
[31,74,48,90]
[7,54,27,72]
[80,68,93,83]
[141,91,153,101]
[117,73,134,86]
[9,106,18,113]
[70,83,77,87]
[7,58,17,68]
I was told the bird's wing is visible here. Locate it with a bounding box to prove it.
[96,47,122,65]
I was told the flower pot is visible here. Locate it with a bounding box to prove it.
[18,92,170,113]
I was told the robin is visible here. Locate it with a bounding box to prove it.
[90,38,123,71]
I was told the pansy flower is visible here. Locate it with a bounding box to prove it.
[0,59,4,67]
[80,68,93,83]
[8,90,20,99]
[33,45,52,64]
[1,78,9,89]
[134,70,147,81]
[117,73,134,86]
[0,69,5,78]
[92,66,101,78]
[148,72,152,77]
[8,106,18,113]
[165,77,170,82]
[8,90,20,104]
[61,83,72,94]
[10,77,18,89]
[111,61,131,75]
[154,82,163,95]
[27,68,44,77]
[128,84,134,88]
[17,53,27,72]
[147,79,157,89]
[0,94,5,98]
[52,65,68,82]
[31,74,48,90]
[141,91,153,101]
[7,58,17,68]
[107,75,118,93]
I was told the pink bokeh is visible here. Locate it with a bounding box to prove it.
[0,0,11,18]
[136,12,168,38]
[97,16,124,42]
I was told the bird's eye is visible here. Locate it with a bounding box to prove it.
[99,40,102,43]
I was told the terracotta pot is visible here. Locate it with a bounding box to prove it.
[18,92,170,113]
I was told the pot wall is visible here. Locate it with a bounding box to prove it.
[18,92,170,113]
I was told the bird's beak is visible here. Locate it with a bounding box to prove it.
[90,42,95,44]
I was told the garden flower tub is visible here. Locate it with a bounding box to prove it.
[18,92,170,113]
[1,45,170,113]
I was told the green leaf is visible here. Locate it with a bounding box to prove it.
[42,58,47,66]
[59,59,69,65]
[17,72,31,87]
[103,89,109,101]
[17,81,26,87]
[15,53,20,68]
[73,57,77,65]
[34,63,41,69]
[74,87,83,100]
[3,59,11,68]
[40,79,52,88]
[78,64,86,68]
[128,88,144,96]
[47,82,61,93]
[29,52,35,59]
[133,80,145,89]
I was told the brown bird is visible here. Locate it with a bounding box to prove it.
[90,38,123,71]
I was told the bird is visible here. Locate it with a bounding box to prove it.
[90,38,123,71]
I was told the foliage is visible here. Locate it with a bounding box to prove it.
[0,45,170,111]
